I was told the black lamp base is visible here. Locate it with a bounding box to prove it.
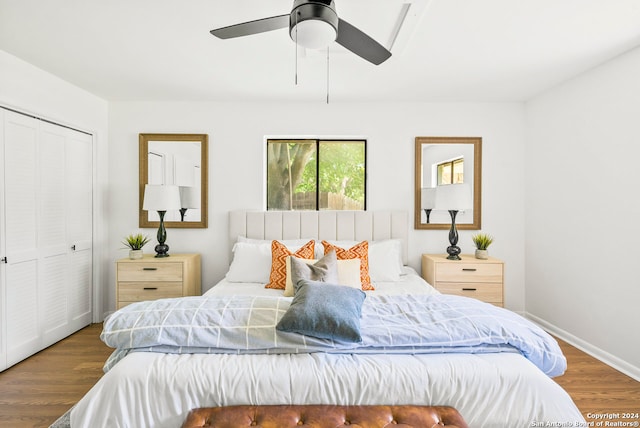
[446,245,461,260]
[155,210,170,257]
[446,209,461,260]
[154,243,170,258]
[423,208,432,224]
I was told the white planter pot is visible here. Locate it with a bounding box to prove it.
[475,249,489,260]
[129,249,144,260]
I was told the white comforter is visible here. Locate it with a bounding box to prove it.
[71,270,585,427]
[72,351,583,428]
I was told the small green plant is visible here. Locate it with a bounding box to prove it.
[122,233,150,250]
[471,233,494,250]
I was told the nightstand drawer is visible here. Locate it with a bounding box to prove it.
[436,282,503,303]
[117,262,183,282]
[116,254,201,309]
[436,263,502,283]
[422,254,504,306]
[117,282,184,301]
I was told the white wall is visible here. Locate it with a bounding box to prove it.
[0,50,110,323]
[525,46,640,379]
[108,101,526,314]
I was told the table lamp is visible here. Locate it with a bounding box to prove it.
[179,186,201,222]
[421,187,437,224]
[142,184,181,257]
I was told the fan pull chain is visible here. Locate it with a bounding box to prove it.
[326,46,330,104]
[294,12,298,85]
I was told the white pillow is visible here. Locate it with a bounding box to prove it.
[336,258,362,289]
[237,236,322,258]
[225,241,272,283]
[284,257,361,297]
[321,239,404,282]
[226,238,319,283]
[368,239,403,282]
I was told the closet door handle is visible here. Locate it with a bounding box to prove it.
[1,257,7,263]
[71,245,76,251]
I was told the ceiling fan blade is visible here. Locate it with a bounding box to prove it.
[336,18,392,65]
[210,14,289,39]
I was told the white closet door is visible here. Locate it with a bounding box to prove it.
[0,109,5,371]
[66,129,92,331]
[38,122,70,347]
[1,111,94,370]
[3,111,40,366]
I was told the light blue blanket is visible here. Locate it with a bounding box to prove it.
[101,294,566,377]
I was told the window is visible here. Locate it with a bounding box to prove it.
[437,158,464,185]
[266,139,366,211]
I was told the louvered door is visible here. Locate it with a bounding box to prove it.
[65,128,93,333]
[2,111,41,367]
[0,110,3,370]
[0,109,93,370]
[38,121,69,347]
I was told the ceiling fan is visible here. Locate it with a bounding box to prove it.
[210,0,392,65]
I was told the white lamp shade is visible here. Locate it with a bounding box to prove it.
[435,183,472,211]
[290,19,337,49]
[142,184,181,211]
[421,187,437,210]
[179,186,201,209]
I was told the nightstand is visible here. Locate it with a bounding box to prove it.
[116,253,201,309]
[421,254,504,307]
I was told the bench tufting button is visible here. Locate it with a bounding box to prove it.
[344,421,350,425]
[250,421,257,426]
[297,421,304,426]
[391,420,398,424]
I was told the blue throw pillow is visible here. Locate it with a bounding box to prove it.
[276,279,366,343]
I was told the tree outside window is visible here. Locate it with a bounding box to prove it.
[267,139,366,210]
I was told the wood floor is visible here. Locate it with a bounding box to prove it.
[0,325,638,427]
[0,324,112,428]
[553,338,640,423]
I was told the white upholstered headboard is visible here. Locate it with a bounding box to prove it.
[229,210,409,265]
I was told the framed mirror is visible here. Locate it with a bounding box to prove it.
[139,133,208,229]
[414,136,481,230]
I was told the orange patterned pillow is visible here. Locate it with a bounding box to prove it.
[322,240,374,290]
[265,240,315,289]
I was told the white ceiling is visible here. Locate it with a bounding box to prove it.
[1,0,640,103]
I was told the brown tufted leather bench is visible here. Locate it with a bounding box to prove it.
[181,405,469,428]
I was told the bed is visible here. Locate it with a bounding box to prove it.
[71,210,585,427]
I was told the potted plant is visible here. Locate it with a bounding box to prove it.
[471,233,494,260]
[122,233,150,260]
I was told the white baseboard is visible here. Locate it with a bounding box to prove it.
[525,312,640,382]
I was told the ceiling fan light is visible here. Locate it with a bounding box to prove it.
[291,19,337,49]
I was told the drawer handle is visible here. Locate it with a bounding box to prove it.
[142,267,158,271]
[462,268,477,272]
[143,287,158,291]
[462,288,477,291]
